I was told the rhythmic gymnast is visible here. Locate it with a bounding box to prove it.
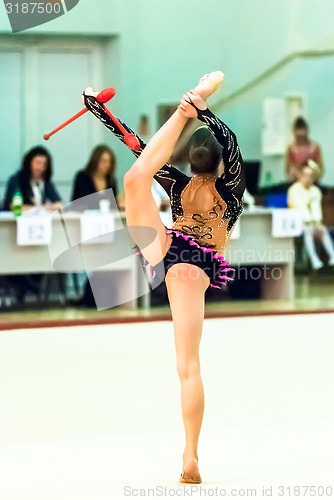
[83,72,245,483]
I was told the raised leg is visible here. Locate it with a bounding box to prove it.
[123,110,188,265]
[165,263,210,481]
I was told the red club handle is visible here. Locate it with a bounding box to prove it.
[43,88,116,140]
[43,108,88,140]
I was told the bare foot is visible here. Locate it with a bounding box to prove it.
[179,457,202,484]
[194,71,224,100]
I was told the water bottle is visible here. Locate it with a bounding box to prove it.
[11,191,23,217]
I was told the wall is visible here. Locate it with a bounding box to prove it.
[1,0,334,200]
[218,54,334,186]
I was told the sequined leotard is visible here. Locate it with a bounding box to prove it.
[153,107,245,254]
[83,94,245,288]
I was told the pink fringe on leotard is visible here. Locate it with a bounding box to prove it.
[134,228,235,289]
[166,229,234,288]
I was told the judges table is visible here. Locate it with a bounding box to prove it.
[0,207,297,308]
[226,207,297,300]
[0,210,148,310]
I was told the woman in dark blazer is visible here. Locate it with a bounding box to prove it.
[71,144,118,210]
[70,144,119,307]
[3,146,62,304]
[3,145,62,211]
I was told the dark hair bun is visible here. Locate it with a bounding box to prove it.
[188,127,222,175]
[189,146,211,172]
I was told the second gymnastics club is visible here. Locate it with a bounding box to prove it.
[43,87,141,151]
[43,88,116,141]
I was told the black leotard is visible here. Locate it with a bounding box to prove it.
[83,93,245,254]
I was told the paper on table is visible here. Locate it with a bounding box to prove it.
[80,212,115,245]
[272,209,303,238]
[17,214,52,246]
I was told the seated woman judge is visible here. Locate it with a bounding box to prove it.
[71,144,118,210]
[3,146,63,304]
[4,145,63,211]
[70,144,119,307]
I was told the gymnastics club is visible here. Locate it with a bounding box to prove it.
[43,87,116,141]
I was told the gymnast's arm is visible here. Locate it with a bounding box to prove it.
[83,92,189,197]
[196,106,245,200]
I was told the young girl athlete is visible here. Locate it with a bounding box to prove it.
[83,72,245,483]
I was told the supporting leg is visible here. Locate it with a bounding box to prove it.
[165,263,210,480]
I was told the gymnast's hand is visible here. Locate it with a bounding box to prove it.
[178,91,207,119]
